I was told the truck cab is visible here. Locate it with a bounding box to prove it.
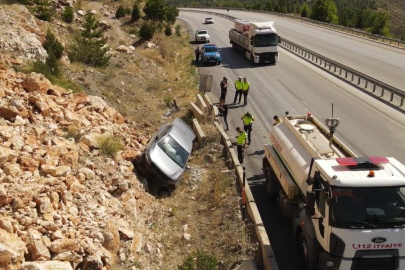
[299,157,405,270]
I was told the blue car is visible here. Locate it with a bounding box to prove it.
[201,44,222,65]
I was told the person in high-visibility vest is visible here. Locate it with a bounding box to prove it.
[273,115,282,126]
[233,76,243,104]
[241,112,254,144]
[242,77,250,106]
[235,127,247,163]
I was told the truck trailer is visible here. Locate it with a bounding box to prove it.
[229,19,279,64]
[263,112,405,270]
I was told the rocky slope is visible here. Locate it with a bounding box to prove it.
[0,63,170,270]
[0,6,172,267]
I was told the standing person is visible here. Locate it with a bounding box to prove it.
[235,127,247,164]
[220,77,229,102]
[273,115,282,126]
[241,111,254,144]
[233,76,243,104]
[218,99,229,131]
[195,47,201,63]
[242,77,250,106]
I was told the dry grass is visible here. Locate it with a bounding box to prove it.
[151,123,261,270]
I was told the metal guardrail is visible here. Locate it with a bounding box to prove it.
[180,8,405,110]
[281,39,405,108]
[180,7,405,49]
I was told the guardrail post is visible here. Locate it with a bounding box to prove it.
[339,68,342,75]
[373,84,376,93]
[345,71,348,78]
[357,77,361,85]
[334,65,336,72]
[401,97,404,107]
[351,73,354,81]
[381,88,385,97]
[365,81,368,89]
[390,92,394,102]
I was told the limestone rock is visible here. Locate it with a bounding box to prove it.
[0,184,12,207]
[21,73,51,94]
[116,45,130,53]
[0,228,27,270]
[49,238,79,253]
[0,106,19,120]
[21,261,73,270]
[29,240,51,261]
[102,220,120,256]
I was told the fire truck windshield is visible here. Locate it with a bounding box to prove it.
[330,186,405,228]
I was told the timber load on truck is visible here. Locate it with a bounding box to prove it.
[262,110,405,270]
[229,19,280,64]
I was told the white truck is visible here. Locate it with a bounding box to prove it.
[229,19,279,64]
[263,111,405,270]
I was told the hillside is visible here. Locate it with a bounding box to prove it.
[0,1,260,270]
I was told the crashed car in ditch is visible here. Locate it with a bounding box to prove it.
[139,118,195,185]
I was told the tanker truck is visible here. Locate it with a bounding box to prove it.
[229,19,279,64]
[263,111,405,270]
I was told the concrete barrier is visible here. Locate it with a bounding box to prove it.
[215,122,278,270]
[212,105,220,123]
[203,94,214,114]
[192,118,206,147]
[196,94,208,115]
[189,101,204,122]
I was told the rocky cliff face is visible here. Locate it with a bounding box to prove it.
[0,5,48,63]
[0,65,165,269]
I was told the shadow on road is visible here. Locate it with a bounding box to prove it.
[248,149,264,156]
[218,47,277,70]
[249,181,305,270]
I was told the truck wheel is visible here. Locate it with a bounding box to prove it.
[265,168,278,202]
[298,232,316,270]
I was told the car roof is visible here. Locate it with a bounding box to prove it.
[197,29,207,31]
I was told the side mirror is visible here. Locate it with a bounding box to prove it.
[278,36,282,43]
[306,177,314,186]
[219,49,221,52]
[305,191,316,216]
[327,197,337,206]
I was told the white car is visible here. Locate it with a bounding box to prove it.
[195,29,210,43]
[205,17,214,24]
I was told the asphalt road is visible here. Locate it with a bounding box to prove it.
[179,11,405,270]
[183,8,405,92]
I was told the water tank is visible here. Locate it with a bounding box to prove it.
[270,120,318,195]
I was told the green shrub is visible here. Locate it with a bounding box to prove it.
[44,29,64,59]
[165,25,172,36]
[98,135,124,156]
[116,5,126,18]
[139,21,155,40]
[61,6,74,23]
[177,250,218,270]
[35,0,55,21]
[68,12,111,67]
[124,7,131,14]
[175,24,181,36]
[131,4,141,21]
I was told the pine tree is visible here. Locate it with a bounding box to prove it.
[44,29,64,59]
[131,4,141,21]
[68,12,111,67]
[61,6,74,23]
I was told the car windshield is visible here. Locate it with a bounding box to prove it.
[204,47,218,52]
[253,34,279,47]
[198,30,207,35]
[206,18,212,20]
[158,135,189,168]
[330,186,405,228]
